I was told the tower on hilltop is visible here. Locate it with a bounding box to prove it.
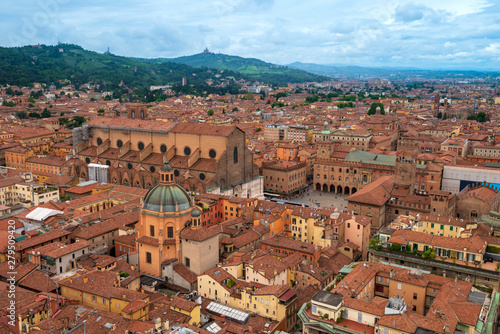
[394,140,417,190]
[204,47,210,54]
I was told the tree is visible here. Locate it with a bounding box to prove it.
[16,111,27,119]
[232,107,238,112]
[27,97,35,103]
[58,117,69,125]
[255,127,262,132]
[367,103,385,115]
[437,112,442,119]
[468,112,489,123]
[207,109,214,116]
[41,108,51,118]
[29,112,41,118]
[245,93,254,100]
[305,95,319,103]
[66,116,86,129]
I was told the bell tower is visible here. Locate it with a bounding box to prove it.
[395,140,417,190]
[317,141,334,159]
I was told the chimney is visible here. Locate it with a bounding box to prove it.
[390,269,394,278]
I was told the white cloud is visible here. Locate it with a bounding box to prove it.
[0,0,498,69]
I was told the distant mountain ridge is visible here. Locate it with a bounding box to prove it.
[0,44,251,94]
[0,44,328,93]
[287,62,500,79]
[138,52,330,85]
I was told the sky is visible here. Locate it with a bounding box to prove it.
[2,0,500,70]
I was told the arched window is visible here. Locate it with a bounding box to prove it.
[233,147,238,164]
[131,110,135,119]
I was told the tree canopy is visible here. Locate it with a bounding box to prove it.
[367,102,385,115]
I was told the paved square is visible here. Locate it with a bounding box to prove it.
[293,184,349,212]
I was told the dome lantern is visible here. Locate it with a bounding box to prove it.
[159,158,174,185]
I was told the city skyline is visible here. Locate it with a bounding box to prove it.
[2,0,500,70]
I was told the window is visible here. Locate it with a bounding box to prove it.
[116,303,120,309]
[397,283,402,290]
[233,147,238,164]
[312,305,317,314]
[102,298,106,305]
[167,226,173,238]
[150,225,155,237]
[146,252,152,264]
[92,296,96,302]
[413,292,417,300]
[185,257,190,268]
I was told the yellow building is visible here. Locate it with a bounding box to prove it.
[197,267,298,332]
[59,270,150,320]
[169,296,201,326]
[388,213,476,238]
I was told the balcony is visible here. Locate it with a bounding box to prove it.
[369,247,500,280]
[298,303,374,334]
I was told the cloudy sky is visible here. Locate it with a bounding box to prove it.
[2,0,500,69]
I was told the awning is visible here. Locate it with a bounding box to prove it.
[279,289,297,302]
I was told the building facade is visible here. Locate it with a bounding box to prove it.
[75,117,262,199]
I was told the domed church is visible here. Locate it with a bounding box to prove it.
[137,159,220,279]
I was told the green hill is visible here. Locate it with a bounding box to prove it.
[0,44,246,95]
[140,52,330,85]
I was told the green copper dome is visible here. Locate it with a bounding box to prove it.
[191,208,201,217]
[143,183,192,212]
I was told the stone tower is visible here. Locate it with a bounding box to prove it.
[316,141,334,159]
[433,95,440,117]
[395,140,417,190]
